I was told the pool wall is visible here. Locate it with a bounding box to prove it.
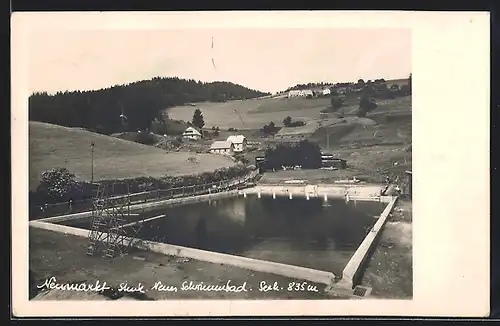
[341,196,399,289]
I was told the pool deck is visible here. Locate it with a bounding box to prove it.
[29,228,356,300]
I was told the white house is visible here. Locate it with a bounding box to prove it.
[322,88,331,96]
[210,141,234,155]
[182,126,202,140]
[288,89,314,98]
[226,135,247,152]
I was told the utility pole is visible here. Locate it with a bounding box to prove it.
[90,141,95,184]
[326,129,330,150]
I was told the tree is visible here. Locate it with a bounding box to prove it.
[262,121,277,135]
[360,95,377,112]
[390,84,400,91]
[37,168,82,201]
[357,95,378,117]
[400,84,411,95]
[150,117,167,135]
[283,116,292,127]
[192,108,205,129]
[264,140,322,170]
[330,97,344,110]
[408,73,412,94]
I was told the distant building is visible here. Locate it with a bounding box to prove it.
[288,89,314,98]
[322,88,331,96]
[321,157,347,169]
[182,126,202,140]
[255,156,266,173]
[321,153,334,160]
[226,135,247,152]
[210,141,234,155]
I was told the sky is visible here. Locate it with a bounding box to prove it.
[28,28,411,94]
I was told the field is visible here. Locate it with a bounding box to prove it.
[29,122,235,191]
[166,94,410,141]
[166,97,338,130]
[166,79,409,132]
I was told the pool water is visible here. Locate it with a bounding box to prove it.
[129,195,386,275]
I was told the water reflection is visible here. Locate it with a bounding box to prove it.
[137,195,386,274]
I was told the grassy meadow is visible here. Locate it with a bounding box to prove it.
[29,121,235,191]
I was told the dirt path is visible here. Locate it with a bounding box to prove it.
[360,198,412,298]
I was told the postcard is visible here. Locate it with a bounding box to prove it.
[11,10,490,317]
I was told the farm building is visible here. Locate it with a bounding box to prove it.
[210,141,234,155]
[226,135,247,152]
[288,89,314,98]
[182,126,202,140]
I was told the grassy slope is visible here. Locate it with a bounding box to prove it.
[29,122,235,191]
[166,97,333,130]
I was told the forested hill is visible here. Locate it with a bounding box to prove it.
[29,77,270,134]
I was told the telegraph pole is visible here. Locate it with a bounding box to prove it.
[90,141,95,183]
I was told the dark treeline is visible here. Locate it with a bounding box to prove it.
[29,77,270,135]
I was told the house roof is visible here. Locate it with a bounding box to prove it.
[183,126,201,136]
[210,141,233,149]
[226,135,246,144]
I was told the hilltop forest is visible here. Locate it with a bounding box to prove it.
[29,77,270,135]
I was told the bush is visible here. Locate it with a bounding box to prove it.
[283,116,305,128]
[134,131,157,145]
[288,120,305,127]
[150,118,168,135]
[234,154,250,165]
[36,168,83,201]
[262,121,279,135]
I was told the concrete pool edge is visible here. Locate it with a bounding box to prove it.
[241,184,388,202]
[29,219,338,288]
[340,196,399,289]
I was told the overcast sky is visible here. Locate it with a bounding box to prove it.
[28,28,411,94]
